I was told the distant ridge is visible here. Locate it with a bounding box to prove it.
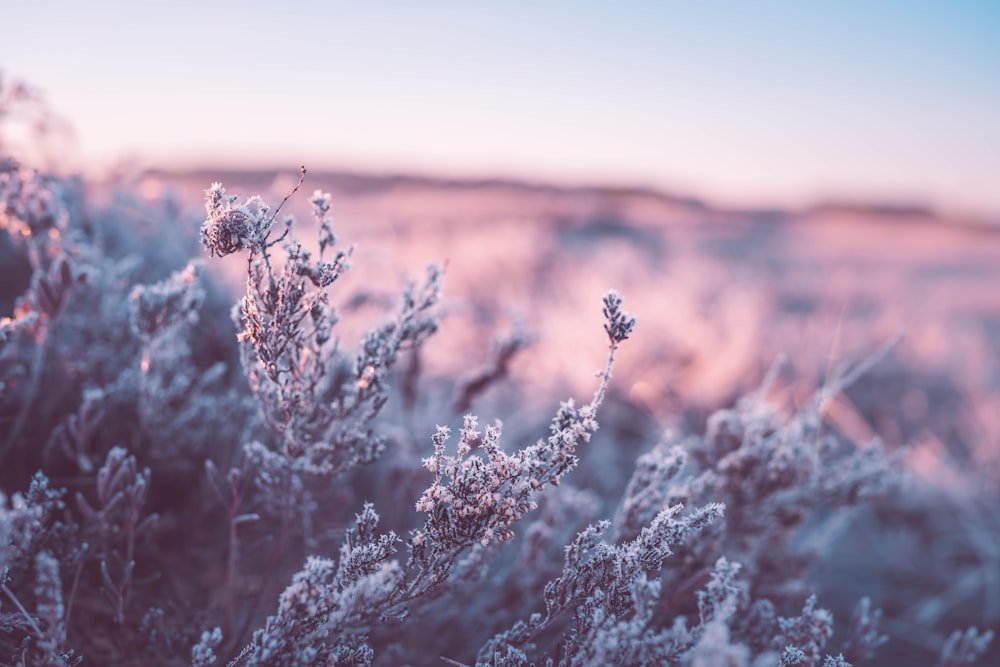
[140,166,998,231]
[141,167,711,209]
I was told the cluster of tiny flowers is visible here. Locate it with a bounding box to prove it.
[413,292,632,554]
[602,289,636,345]
[416,416,533,547]
[478,503,725,664]
[189,627,222,667]
[233,507,402,667]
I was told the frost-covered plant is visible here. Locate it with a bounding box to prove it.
[225,290,636,666]
[478,504,724,666]
[0,473,81,666]
[203,174,440,480]
[613,358,902,608]
[127,261,249,467]
[0,90,995,666]
[75,447,157,626]
[937,627,995,667]
[1,136,248,662]
[198,176,446,655]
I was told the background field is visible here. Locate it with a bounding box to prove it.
[128,165,1000,660]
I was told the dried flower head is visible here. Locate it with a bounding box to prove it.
[200,182,272,257]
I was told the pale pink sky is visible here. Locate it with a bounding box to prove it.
[3,2,999,216]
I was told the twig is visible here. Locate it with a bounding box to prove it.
[265,166,307,228]
[2,582,44,639]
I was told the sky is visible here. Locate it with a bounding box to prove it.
[3,1,999,215]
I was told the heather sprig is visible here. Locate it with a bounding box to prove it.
[403,292,634,594]
[936,627,995,667]
[601,289,636,345]
[203,178,440,480]
[841,597,888,664]
[478,503,725,665]
[75,447,156,625]
[613,379,902,608]
[32,551,66,658]
[0,473,82,667]
[126,261,247,466]
[129,262,204,341]
[229,292,635,666]
[228,506,401,667]
[191,627,223,667]
[0,166,88,441]
[0,485,46,579]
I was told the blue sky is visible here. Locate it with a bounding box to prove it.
[3,1,999,214]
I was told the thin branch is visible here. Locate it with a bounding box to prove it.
[2,583,43,639]
[265,166,307,229]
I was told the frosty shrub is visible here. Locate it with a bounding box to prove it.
[0,86,995,665]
